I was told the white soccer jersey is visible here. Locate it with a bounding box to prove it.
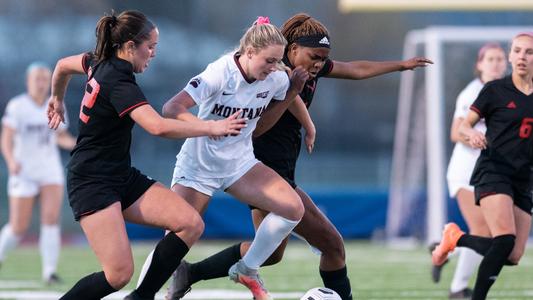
[176,52,290,178]
[1,94,66,177]
[446,79,486,196]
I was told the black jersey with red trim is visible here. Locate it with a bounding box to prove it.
[67,53,149,177]
[253,57,333,161]
[470,75,533,184]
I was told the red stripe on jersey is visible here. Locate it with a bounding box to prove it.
[470,105,483,117]
[119,101,149,117]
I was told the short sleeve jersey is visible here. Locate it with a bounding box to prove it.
[470,75,533,184]
[2,94,66,171]
[253,56,333,161]
[67,53,149,177]
[176,52,290,177]
[447,79,486,182]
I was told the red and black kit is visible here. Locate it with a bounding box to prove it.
[470,76,533,213]
[67,53,155,221]
[253,56,333,188]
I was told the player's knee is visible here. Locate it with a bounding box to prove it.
[507,248,524,265]
[172,212,204,242]
[320,232,345,260]
[105,263,134,289]
[286,197,304,221]
[492,234,515,260]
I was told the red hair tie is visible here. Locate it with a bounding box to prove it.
[256,16,270,25]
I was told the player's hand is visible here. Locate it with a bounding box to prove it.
[209,110,247,137]
[466,130,487,149]
[7,160,21,175]
[304,123,316,154]
[289,66,309,95]
[401,57,433,71]
[47,96,65,130]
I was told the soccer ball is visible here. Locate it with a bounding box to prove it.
[300,287,342,300]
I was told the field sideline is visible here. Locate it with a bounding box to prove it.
[0,240,532,299]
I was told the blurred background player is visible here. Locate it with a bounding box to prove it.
[165,13,431,300]
[47,10,245,300]
[133,17,308,300]
[432,32,533,300]
[0,62,76,284]
[432,43,507,299]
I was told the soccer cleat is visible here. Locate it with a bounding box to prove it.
[165,260,192,300]
[428,242,448,283]
[432,223,464,266]
[449,287,473,299]
[228,260,272,300]
[45,273,63,285]
[123,290,152,300]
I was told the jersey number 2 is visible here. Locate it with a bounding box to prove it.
[519,118,533,138]
[79,78,101,124]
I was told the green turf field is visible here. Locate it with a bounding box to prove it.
[0,240,532,299]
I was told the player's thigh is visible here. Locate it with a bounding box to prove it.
[479,194,516,236]
[292,187,344,253]
[80,202,133,277]
[39,184,63,225]
[456,188,490,236]
[8,196,35,234]
[123,183,204,234]
[227,163,303,220]
[171,183,211,215]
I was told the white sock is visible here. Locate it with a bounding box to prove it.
[450,247,483,293]
[136,249,155,288]
[40,224,60,279]
[0,224,22,261]
[242,213,299,269]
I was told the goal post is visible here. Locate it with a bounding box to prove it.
[387,26,532,244]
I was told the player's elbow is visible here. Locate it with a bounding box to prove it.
[145,119,168,137]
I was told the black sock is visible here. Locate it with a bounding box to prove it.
[135,233,189,298]
[457,234,493,255]
[189,243,241,284]
[60,271,116,300]
[320,266,352,300]
[472,234,515,300]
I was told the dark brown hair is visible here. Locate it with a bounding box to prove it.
[281,13,329,46]
[94,10,156,63]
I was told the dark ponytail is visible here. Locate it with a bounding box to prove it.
[94,10,156,63]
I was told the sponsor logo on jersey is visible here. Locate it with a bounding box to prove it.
[256,91,269,98]
[319,36,330,45]
[189,78,201,88]
[506,101,517,109]
[211,103,268,120]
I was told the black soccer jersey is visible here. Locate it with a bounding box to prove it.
[470,75,533,184]
[253,56,333,162]
[67,53,149,177]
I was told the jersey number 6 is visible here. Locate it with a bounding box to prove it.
[79,78,101,124]
[519,117,533,139]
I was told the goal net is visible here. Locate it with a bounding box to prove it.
[387,26,532,244]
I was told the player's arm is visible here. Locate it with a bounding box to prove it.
[458,110,486,149]
[162,90,203,122]
[131,104,245,139]
[0,125,20,175]
[253,66,308,138]
[287,96,316,153]
[48,53,87,129]
[326,57,433,80]
[56,129,77,150]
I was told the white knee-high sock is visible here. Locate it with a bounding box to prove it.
[242,213,299,270]
[0,224,21,261]
[450,247,483,293]
[40,224,60,279]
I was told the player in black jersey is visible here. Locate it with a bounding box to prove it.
[431,32,533,300]
[46,10,245,300]
[165,13,432,300]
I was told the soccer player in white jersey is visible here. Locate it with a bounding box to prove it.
[131,17,308,300]
[0,62,76,284]
[435,43,507,299]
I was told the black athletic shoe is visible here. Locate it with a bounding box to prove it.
[45,273,63,285]
[449,287,473,299]
[165,260,192,300]
[429,242,448,283]
[124,290,153,300]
